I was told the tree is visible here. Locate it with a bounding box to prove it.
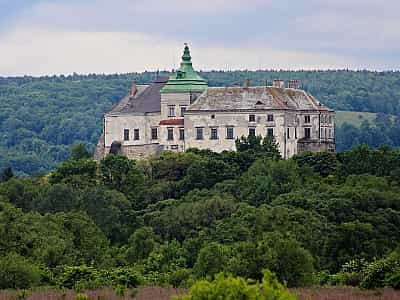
[126,227,158,263]
[258,233,314,287]
[100,155,144,196]
[193,242,229,278]
[0,252,41,289]
[71,143,91,160]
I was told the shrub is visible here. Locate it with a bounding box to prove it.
[360,257,400,289]
[169,268,193,288]
[55,265,103,290]
[0,253,41,289]
[175,270,295,300]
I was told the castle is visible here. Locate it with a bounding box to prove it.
[95,45,335,160]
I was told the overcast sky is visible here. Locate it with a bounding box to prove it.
[0,0,399,76]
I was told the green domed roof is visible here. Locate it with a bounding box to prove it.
[160,44,208,94]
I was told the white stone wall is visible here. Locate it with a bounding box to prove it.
[103,108,335,160]
[160,92,191,119]
[104,113,161,147]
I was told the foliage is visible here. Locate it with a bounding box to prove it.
[175,270,296,300]
[0,145,400,290]
[0,253,41,289]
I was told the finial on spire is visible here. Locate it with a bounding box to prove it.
[182,43,191,62]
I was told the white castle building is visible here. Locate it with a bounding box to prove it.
[95,45,335,160]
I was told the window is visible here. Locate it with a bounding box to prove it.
[168,105,175,117]
[249,127,256,136]
[249,114,256,122]
[329,116,332,124]
[211,114,215,119]
[287,128,290,139]
[123,129,129,141]
[328,129,332,138]
[267,114,274,122]
[167,128,174,140]
[151,128,158,140]
[304,115,311,124]
[196,127,204,140]
[304,127,311,139]
[226,127,234,140]
[267,128,274,137]
[295,127,297,139]
[134,129,140,140]
[180,106,187,116]
[210,128,218,140]
[179,128,185,140]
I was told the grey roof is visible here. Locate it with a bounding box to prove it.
[188,86,333,112]
[107,77,168,115]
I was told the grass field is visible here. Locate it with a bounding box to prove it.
[335,111,377,128]
[0,287,399,300]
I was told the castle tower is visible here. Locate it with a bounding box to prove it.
[159,44,208,151]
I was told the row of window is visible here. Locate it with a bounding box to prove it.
[168,105,187,117]
[124,126,332,142]
[249,114,275,122]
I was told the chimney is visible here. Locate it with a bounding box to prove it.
[129,81,138,97]
[273,79,285,88]
[288,80,301,89]
[244,79,251,89]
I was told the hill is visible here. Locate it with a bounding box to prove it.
[335,111,377,128]
[1,143,400,292]
[1,70,400,174]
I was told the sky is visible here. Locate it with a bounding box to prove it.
[0,0,399,76]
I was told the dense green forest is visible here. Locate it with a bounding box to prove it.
[1,140,400,292]
[1,70,400,174]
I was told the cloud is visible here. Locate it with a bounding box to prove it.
[0,25,378,76]
[0,0,399,75]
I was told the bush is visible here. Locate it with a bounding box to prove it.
[360,257,400,289]
[175,270,295,300]
[169,268,193,288]
[0,253,41,289]
[55,265,103,290]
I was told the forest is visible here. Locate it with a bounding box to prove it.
[1,70,400,175]
[1,138,400,297]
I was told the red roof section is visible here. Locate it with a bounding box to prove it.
[159,118,184,126]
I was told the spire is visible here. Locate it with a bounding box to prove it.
[160,43,208,94]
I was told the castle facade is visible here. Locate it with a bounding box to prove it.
[95,45,335,160]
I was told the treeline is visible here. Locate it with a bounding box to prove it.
[1,70,400,174]
[0,140,400,290]
[337,113,400,151]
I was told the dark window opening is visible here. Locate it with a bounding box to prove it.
[210,128,218,140]
[304,127,311,139]
[249,127,256,136]
[123,129,129,141]
[304,115,311,123]
[179,128,185,140]
[168,105,175,117]
[287,128,290,139]
[167,128,174,140]
[249,114,256,122]
[134,129,140,140]
[267,128,274,137]
[267,114,274,122]
[180,106,187,116]
[196,127,204,140]
[211,114,215,119]
[226,127,234,139]
[151,128,158,140]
